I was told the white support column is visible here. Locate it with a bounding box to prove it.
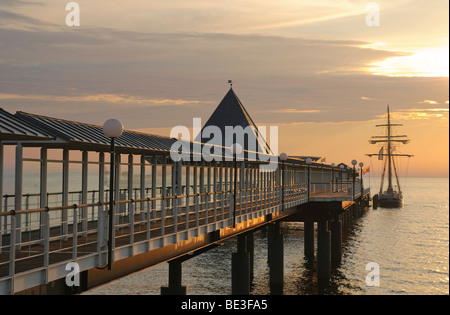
[207,162,211,201]
[213,163,217,228]
[278,162,282,210]
[239,162,244,216]
[151,156,157,219]
[176,160,182,235]
[62,149,69,240]
[171,159,178,237]
[219,163,224,222]
[42,208,50,284]
[113,152,120,251]
[193,162,199,231]
[98,152,106,264]
[14,143,23,246]
[8,213,17,294]
[205,162,210,225]
[185,162,190,231]
[39,148,48,242]
[161,156,167,238]
[140,155,146,223]
[72,205,78,260]
[128,154,134,244]
[81,150,88,233]
[251,164,256,214]
[199,162,204,219]
[176,161,182,198]
[263,170,267,211]
[224,162,228,218]
[258,166,262,210]
[246,164,250,214]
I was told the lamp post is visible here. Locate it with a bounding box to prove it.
[339,164,344,192]
[279,153,288,210]
[231,143,242,228]
[306,158,312,201]
[103,118,123,270]
[351,159,357,201]
[359,162,364,197]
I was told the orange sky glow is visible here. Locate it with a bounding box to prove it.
[0,0,448,178]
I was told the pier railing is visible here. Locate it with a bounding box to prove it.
[0,104,369,295]
[0,158,361,295]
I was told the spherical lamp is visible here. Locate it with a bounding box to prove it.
[103,118,123,138]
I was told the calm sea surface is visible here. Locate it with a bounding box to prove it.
[83,177,449,295]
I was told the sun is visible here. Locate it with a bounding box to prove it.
[370,46,449,78]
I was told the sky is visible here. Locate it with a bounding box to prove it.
[0,0,448,177]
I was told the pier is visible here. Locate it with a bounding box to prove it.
[0,89,370,295]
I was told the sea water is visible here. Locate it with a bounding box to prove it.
[82,177,449,295]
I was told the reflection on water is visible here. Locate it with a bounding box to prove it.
[84,178,449,295]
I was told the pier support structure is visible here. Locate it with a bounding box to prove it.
[317,220,331,281]
[247,232,255,283]
[330,215,342,267]
[268,221,284,294]
[232,234,251,295]
[161,259,187,295]
[304,220,315,260]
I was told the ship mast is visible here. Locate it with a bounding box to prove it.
[366,106,414,194]
[387,105,393,192]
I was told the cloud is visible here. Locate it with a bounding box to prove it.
[272,109,321,114]
[419,100,438,105]
[0,92,209,106]
[0,19,448,128]
[0,1,43,7]
[384,108,449,121]
[0,9,48,27]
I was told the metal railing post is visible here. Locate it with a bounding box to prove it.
[62,149,69,240]
[43,208,50,284]
[185,162,190,232]
[128,154,134,244]
[72,204,78,260]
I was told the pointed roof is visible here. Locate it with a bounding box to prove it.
[196,88,272,154]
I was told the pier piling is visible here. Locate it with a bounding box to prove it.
[231,234,251,295]
[317,220,331,281]
[304,220,315,260]
[161,260,187,295]
[330,216,342,267]
[268,222,284,294]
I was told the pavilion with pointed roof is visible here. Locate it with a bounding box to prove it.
[195,87,272,155]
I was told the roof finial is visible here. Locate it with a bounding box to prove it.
[228,80,233,88]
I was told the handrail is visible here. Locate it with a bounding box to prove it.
[0,186,280,217]
[0,181,360,218]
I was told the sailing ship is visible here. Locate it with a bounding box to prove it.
[367,106,413,208]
